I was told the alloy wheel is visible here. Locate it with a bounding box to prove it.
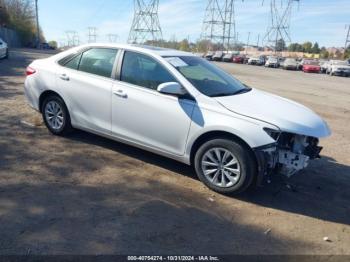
[44,101,64,130]
[201,147,241,188]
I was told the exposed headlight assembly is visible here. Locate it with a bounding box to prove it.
[263,127,281,141]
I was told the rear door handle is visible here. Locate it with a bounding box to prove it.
[113,90,128,98]
[59,74,70,81]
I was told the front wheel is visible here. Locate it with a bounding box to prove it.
[42,95,72,136]
[194,139,256,195]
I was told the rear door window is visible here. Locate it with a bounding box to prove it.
[64,54,82,70]
[78,48,118,78]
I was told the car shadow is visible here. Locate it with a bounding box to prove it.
[68,130,350,226]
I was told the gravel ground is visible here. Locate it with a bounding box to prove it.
[0,49,349,255]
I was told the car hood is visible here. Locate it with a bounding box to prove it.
[304,64,320,68]
[332,65,350,70]
[215,89,331,138]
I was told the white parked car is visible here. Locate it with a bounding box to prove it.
[283,58,298,70]
[0,37,9,59]
[326,60,350,77]
[265,57,279,68]
[24,44,331,194]
[248,56,264,65]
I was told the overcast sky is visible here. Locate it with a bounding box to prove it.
[38,0,350,47]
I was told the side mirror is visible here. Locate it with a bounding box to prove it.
[157,82,187,96]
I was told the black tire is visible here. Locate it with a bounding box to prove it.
[42,95,72,136]
[194,138,257,195]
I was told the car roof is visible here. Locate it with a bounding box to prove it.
[75,43,195,57]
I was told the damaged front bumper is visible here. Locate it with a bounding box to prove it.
[254,132,323,185]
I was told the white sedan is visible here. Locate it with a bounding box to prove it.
[24,44,331,194]
[0,37,8,59]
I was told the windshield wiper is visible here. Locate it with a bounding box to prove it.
[212,88,251,97]
[232,87,252,95]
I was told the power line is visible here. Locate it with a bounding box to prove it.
[128,0,163,44]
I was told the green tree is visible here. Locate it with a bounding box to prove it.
[179,39,190,51]
[312,42,320,54]
[0,0,45,46]
[48,40,57,49]
[320,47,329,59]
[275,38,286,51]
[302,41,313,53]
[344,47,350,59]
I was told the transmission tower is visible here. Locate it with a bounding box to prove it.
[88,27,97,43]
[263,0,300,52]
[128,0,163,44]
[66,31,79,47]
[201,0,240,50]
[345,25,350,49]
[107,34,119,43]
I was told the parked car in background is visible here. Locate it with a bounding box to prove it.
[222,53,234,62]
[278,57,286,68]
[302,60,321,73]
[243,55,250,64]
[0,37,9,59]
[326,60,350,77]
[296,58,303,70]
[265,56,279,68]
[212,51,224,61]
[205,51,214,61]
[320,60,329,73]
[233,55,245,64]
[24,44,331,194]
[248,56,264,65]
[194,53,205,58]
[283,58,298,70]
[40,42,55,50]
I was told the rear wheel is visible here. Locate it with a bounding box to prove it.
[194,138,256,195]
[42,95,72,135]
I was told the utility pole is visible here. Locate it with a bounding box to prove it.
[201,0,242,51]
[35,0,40,48]
[257,34,260,49]
[245,32,250,55]
[128,0,163,45]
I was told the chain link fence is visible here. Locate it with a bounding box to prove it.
[0,27,20,47]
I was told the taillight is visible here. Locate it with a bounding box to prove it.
[26,66,36,76]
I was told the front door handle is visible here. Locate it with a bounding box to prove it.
[59,74,70,81]
[113,90,128,98]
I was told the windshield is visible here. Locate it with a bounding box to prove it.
[305,60,319,65]
[164,56,249,97]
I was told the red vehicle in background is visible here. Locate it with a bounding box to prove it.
[303,60,321,73]
[233,55,245,63]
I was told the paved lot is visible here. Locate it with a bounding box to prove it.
[0,49,349,255]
